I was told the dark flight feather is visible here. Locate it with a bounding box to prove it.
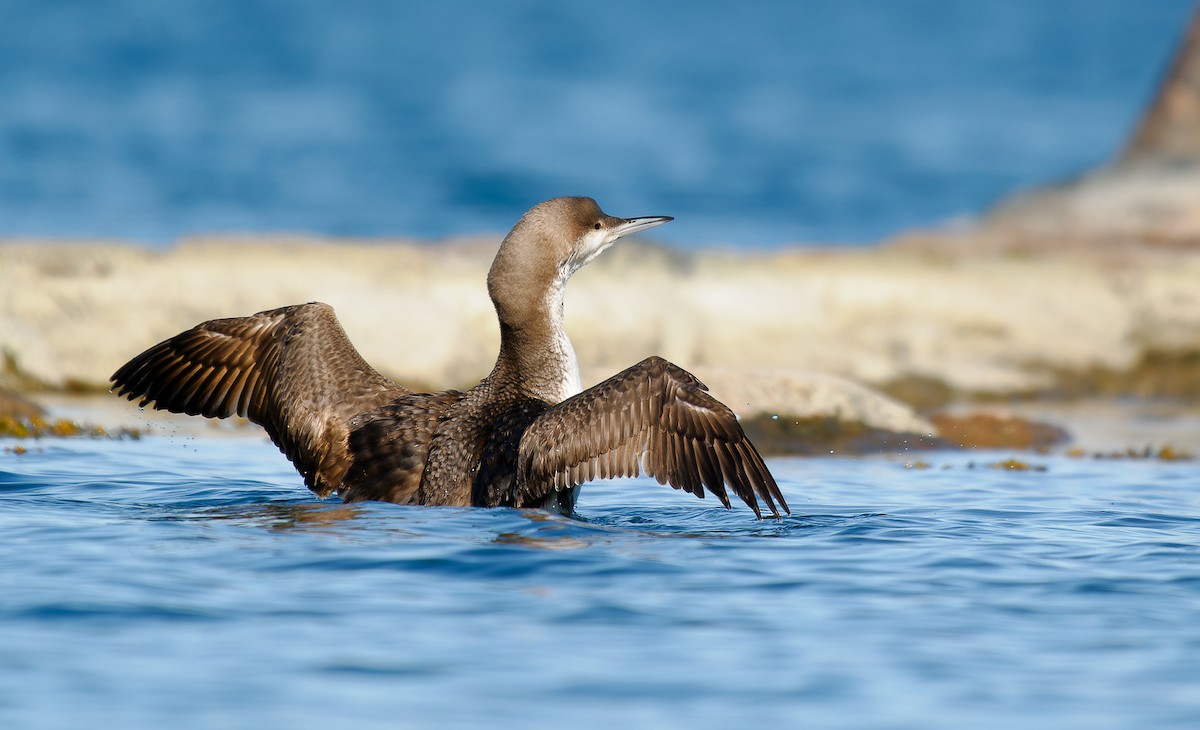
[111,303,407,497]
[516,356,789,518]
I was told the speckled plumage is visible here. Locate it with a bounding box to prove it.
[111,197,789,518]
[110,302,407,498]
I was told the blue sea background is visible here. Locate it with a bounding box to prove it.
[1,0,1196,246]
[5,2,1200,728]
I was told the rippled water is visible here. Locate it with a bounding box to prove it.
[3,434,1199,728]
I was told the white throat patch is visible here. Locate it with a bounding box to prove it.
[568,227,619,274]
[543,273,583,402]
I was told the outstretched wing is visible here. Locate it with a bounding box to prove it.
[110,302,408,497]
[516,356,788,518]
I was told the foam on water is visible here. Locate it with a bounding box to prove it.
[2,435,1199,729]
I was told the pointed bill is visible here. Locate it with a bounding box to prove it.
[611,216,673,240]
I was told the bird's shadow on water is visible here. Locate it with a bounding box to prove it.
[8,440,892,547]
[7,449,894,552]
[166,490,887,552]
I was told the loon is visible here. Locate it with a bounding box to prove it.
[111,197,788,518]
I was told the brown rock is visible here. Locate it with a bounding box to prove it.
[930,412,1070,451]
[1121,9,1200,166]
[0,389,44,420]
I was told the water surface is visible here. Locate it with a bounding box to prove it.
[3,434,1198,728]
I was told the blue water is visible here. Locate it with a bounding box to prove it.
[1,0,1196,246]
[3,434,1199,728]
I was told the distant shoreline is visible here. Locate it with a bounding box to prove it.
[3,228,1198,454]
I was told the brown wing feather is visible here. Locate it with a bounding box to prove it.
[516,356,789,518]
[110,302,408,497]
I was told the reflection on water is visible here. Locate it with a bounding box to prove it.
[233,501,602,551]
[212,501,367,532]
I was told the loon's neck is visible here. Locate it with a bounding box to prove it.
[489,271,582,404]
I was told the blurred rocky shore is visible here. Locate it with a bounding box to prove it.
[3,11,1200,456]
[2,221,1197,453]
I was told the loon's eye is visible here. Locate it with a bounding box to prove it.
[593,222,602,230]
